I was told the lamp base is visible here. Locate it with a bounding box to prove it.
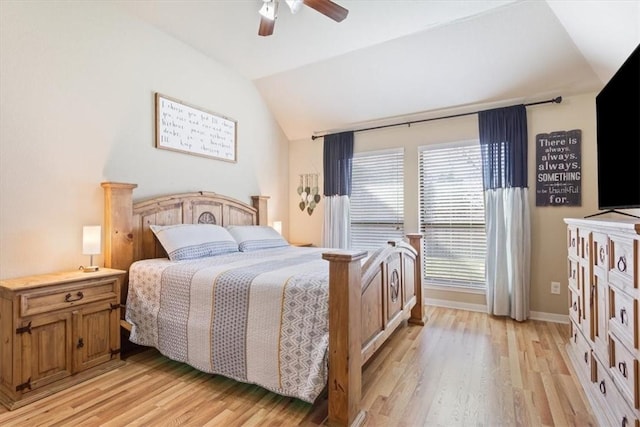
[80,265,100,273]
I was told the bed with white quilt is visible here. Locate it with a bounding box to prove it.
[101,182,425,426]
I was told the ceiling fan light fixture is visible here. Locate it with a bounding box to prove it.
[285,0,304,14]
[259,0,277,21]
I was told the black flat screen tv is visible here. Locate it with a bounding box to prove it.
[595,43,640,210]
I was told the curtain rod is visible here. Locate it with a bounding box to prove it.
[310,96,562,140]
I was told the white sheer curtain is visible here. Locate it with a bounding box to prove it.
[322,195,350,248]
[479,105,530,321]
[484,187,530,320]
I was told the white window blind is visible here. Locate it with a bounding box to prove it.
[419,141,486,289]
[351,148,404,251]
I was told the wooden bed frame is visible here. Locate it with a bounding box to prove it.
[101,182,425,427]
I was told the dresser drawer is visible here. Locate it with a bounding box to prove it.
[579,229,592,262]
[568,257,579,289]
[609,285,638,350]
[595,351,640,427]
[20,277,118,317]
[610,333,639,409]
[593,232,609,274]
[569,321,591,378]
[610,236,638,289]
[568,226,579,258]
[569,286,581,326]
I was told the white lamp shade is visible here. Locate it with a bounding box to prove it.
[272,221,282,235]
[82,226,101,255]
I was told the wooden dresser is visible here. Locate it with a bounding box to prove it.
[0,268,125,410]
[565,218,640,426]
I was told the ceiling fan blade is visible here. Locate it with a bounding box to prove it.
[303,0,348,22]
[258,16,275,36]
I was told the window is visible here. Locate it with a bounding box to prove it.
[350,148,404,251]
[419,141,486,289]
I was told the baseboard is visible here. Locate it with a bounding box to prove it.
[426,298,569,324]
[529,311,569,324]
[425,298,486,313]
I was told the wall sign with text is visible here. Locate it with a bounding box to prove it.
[535,129,581,206]
[155,93,237,162]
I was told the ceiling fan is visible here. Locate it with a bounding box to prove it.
[258,0,349,37]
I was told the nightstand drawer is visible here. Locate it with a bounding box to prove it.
[20,277,118,317]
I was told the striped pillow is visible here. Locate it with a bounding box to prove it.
[149,224,239,261]
[226,225,289,252]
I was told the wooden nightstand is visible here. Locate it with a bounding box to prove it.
[0,268,126,410]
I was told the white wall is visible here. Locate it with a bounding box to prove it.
[0,1,289,279]
[289,92,639,315]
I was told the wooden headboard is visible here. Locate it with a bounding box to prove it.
[101,182,269,299]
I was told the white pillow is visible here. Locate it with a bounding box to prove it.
[226,225,289,252]
[149,224,238,261]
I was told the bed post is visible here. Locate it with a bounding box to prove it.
[322,250,367,427]
[101,182,137,281]
[251,196,269,225]
[406,233,426,325]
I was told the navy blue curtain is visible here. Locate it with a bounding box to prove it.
[478,105,528,189]
[323,131,354,196]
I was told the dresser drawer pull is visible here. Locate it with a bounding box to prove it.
[617,256,627,273]
[599,380,606,394]
[599,247,605,263]
[571,237,576,247]
[64,291,84,302]
[618,361,628,378]
[620,308,627,325]
[77,338,84,349]
[574,333,577,343]
[622,416,629,427]
[584,352,588,364]
[573,301,578,311]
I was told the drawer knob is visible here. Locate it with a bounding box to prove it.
[571,237,576,247]
[599,247,605,263]
[574,333,577,343]
[619,361,628,378]
[65,291,84,302]
[599,380,606,394]
[573,302,578,311]
[77,338,84,349]
[617,256,627,273]
[584,352,588,364]
[622,416,629,427]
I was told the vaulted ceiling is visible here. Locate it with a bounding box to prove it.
[117,0,640,140]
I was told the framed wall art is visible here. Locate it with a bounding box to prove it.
[155,93,237,162]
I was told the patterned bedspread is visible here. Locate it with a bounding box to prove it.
[126,246,331,403]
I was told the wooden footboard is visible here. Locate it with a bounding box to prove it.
[323,235,424,426]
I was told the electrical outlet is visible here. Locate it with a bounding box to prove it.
[551,281,561,294]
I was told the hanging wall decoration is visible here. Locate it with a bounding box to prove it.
[535,129,582,206]
[297,173,320,215]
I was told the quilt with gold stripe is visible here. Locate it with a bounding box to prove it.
[125,246,330,403]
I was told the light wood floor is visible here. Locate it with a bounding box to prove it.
[0,306,597,426]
